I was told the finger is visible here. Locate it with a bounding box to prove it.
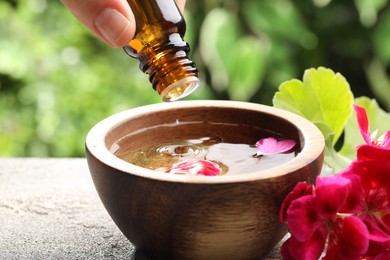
[60,0,135,47]
[176,0,186,13]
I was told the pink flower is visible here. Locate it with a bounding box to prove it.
[354,104,390,148]
[256,137,296,156]
[374,251,390,260]
[280,104,390,259]
[322,216,370,260]
[281,176,370,259]
[340,160,390,257]
[281,228,327,260]
[279,182,313,223]
[356,144,390,162]
[166,159,222,176]
[354,105,390,162]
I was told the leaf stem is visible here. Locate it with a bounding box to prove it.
[324,148,352,174]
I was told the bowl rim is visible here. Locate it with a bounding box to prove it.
[86,100,324,184]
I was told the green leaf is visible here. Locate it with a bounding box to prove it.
[199,8,268,100]
[313,121,350,173]
[373,10,390,65]
[227,36,267,101]
[354,0,388,27]
[199,8,241,91]
[313,121,335,147]
[242,0,308,43]
[273,67,354,145]
[339,97,390,159]
[365,59,390,111]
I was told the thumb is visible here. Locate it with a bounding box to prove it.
[60,0,135,47]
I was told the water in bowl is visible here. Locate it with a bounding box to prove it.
[111,121,297,176]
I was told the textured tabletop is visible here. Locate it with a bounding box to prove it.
[0,158,284,259]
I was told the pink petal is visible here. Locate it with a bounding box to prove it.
[382,213,390,235]
[382,130,390,148]
[363,214,390,244]
[286,195,323,241]
[348,161,390,213]
[324,216,369,259]
[256,137,296,156]
[166,159,222,176]
[279,182,314,222]
[344,160,390,252]
[354,104,372,145]
[360,214,390,258]
[281,228,327,260]
[338,170,365,213]
[372,252,390,260]
[314,176,351,219]
[356,144,390,162]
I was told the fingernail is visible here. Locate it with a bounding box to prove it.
[94,8,131,47]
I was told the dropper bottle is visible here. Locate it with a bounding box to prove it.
[123,0,200,101]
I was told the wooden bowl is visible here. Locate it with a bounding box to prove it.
[86,100,324,259]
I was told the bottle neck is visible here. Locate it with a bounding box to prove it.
[124,33,200,101]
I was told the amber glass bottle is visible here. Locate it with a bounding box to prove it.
[123,0,200,101]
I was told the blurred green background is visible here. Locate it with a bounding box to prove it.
[1,0,390,157]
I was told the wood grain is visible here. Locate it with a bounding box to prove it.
[86,101,325,259]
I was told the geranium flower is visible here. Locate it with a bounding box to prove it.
[279,181,313,223]
[356,144,390,162]
[281,176,370,259]
[354,104,390,148]
[354,104,390,162]
[322,216,370,259]
[280,104,390,259]
[166,159,222,176]
[339,160,390,257]
[256,137,296,156]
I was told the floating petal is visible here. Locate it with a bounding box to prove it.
[256,137,296,156]
[166,159,222,176]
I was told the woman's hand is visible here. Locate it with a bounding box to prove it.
[59,0,186,47]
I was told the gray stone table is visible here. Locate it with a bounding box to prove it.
[0,158,285,259]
